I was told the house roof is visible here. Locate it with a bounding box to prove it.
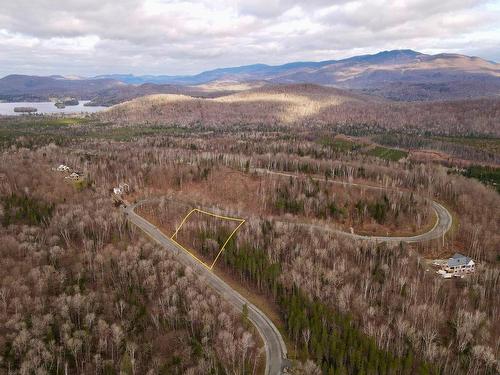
[447,253,473,267]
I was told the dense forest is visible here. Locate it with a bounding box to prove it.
[0,110,498,374]
[0,153,261,374]
[126,134,497,373]
[141,194,498,375]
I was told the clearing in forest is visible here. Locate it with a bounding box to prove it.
[366,146,408,161]
[170,208,245,270]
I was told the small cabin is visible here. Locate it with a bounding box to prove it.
[56,164,71,172]
[65,172,82,180]
[119,183,129,192]
[113,183,130,196]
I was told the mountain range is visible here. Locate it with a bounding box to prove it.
[1,49,499,104]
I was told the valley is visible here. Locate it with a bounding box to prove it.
[1,29,499,375]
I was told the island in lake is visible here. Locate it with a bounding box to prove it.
[13,107,37,113]
[54,98,79,109]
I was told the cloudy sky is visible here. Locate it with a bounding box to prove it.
[0,0,499,77]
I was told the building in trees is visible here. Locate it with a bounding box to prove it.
[55,164,71,172]
[65,171,82,180]
[113,183,130,195]
[446,253,475,273]
[437,253,475,278]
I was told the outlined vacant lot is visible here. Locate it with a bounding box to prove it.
[170,208,245,270]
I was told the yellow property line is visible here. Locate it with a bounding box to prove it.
[171,208,245,270]
[169,236,212,270]
[211,220,246,268]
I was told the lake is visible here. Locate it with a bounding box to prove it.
[0,101,107,115]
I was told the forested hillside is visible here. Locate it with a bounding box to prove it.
[100,85,500,136]
[0,113,498,374]
[0,151,261,374]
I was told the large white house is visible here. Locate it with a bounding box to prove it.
[445,253,475,273]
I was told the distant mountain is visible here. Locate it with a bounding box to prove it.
[1,50,499,103]
[95,64,299,85]
[96,51,429,85]
[93,74,181,85]
[94,50,500,101]
[0,74,123,102]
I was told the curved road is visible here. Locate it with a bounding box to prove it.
[123,202,287,375]
[256,169,452,243]
[122,169,453,375]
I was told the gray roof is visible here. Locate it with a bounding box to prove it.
[447,253,472,267]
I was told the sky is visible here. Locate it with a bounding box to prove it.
[0,0,499,77]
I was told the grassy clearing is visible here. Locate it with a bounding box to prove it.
[1,116,91,129]
[17,117,93,127]
[366,146,408,161]
[42,117,93,126]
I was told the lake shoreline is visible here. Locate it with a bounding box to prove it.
[0,101,107,116]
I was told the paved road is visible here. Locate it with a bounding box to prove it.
[256,169,453,244]
[122,169,452,375]
[123,203,287,375]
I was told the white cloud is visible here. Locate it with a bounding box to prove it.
[0,0,498,76]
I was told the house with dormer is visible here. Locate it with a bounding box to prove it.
[444,253,475,274]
